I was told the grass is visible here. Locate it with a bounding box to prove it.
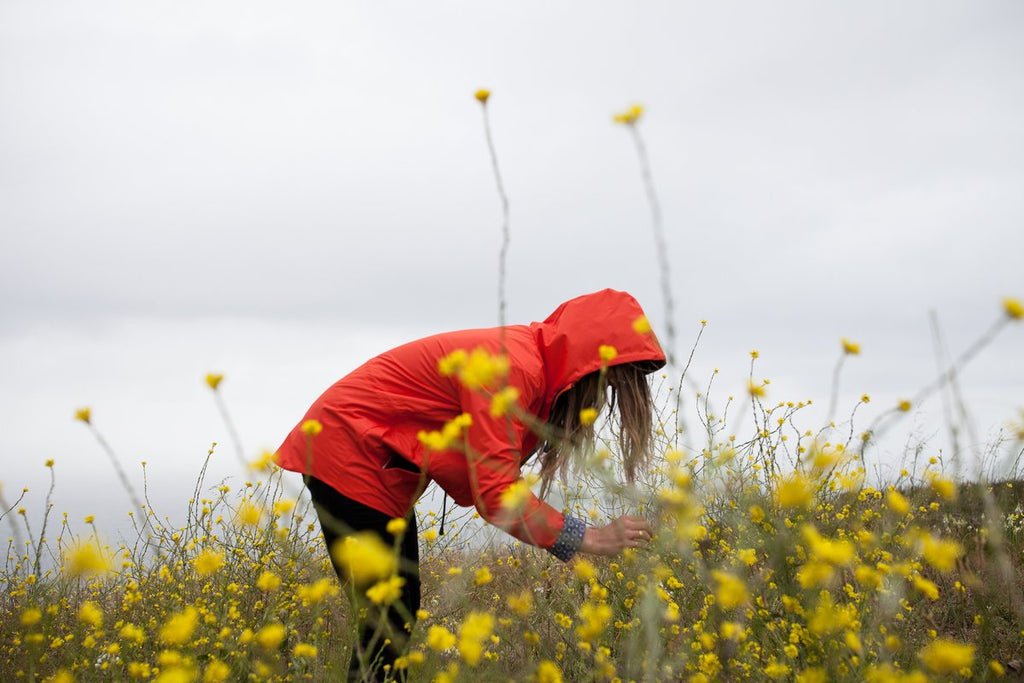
[2,348,1024,682]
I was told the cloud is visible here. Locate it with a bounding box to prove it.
[1,1,1021,535]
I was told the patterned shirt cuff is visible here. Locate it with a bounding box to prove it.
[547,515,586,562]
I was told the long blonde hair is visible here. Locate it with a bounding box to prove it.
[538,361,657,495]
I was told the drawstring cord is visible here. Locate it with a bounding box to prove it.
[439,493,448,536]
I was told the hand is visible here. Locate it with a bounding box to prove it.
[580,515,654,556]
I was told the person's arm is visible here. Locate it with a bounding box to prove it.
[524,511,655,561]
[451,366,655,560]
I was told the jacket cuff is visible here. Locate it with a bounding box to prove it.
[547,515,586,562]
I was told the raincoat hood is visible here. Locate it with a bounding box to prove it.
[532,288,667,412]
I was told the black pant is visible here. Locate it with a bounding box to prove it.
[305,476,421,683]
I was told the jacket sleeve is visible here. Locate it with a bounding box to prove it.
[450,379,578,553]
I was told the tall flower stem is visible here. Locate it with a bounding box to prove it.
[617,105,676,365]
[77,414,149,531]
[476,89,511,328]
[205,373,249,471]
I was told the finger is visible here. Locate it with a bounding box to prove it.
[622,516,642,529]
[626,518,653,534]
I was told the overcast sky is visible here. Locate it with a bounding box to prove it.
[2,1,1022,539]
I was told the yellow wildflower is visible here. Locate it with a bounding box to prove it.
[331,531,397,587]
[578,407,598,426]
[774,472,814,510]
[748,380,766,398]
[386,517,407,535]
[159,607,199,646]
[249,450,277,471]
[128,663,152,679]
[74,407,91,423]
[78,601,103,628]
[854,565,883,590]
[574,559,596,580]
[273,499,295,516]
[427,625,456,651]
[1003,297,1023,320]
[418,413,472,451]
[920,534,963,572]
[489,386,520,417]
[119,623,145,644]
[256,623,286,649]
[911,574,939,600]
[21,607,42,626]
[897,399,912,412]
[293,643,318,658]
[808,595,856,635]
[632,315,651,334]
[300,419,323,436]
[256,571,281,592]
[192,549,225,577]
[886,489,910,515]
[536,660,563,683]
[612,104,643,125]
[474,567,493,585]
[438,348,469,376]
[507,589,534,616]
[797,561,835,589]
[918,639,975,675]
[598,344,618,363]
[928,473,957,501]
[474,89,490,104]
[576,602,612,642]
[458,611,494,665]
[236,501,262,527]
[736,548,757,567]
[445,347,509,389]
[205,373,223,390]
[796,668,827,683]
[63,538,111,577]
[297,577,337,604]
[802,525,855,565]
[711,571,748,610]
[699,652,722,677]
[203,659,231,683]
[366,575,406,605]
[841,338,861,355]
[499,478,533,512]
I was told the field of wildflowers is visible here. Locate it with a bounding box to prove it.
[3,98,1023,682]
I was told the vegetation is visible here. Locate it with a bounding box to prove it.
[2,96,1022,682]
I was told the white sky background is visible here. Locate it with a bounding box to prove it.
[1,1,1022,541]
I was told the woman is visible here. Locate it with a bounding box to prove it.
[275,288,665,680]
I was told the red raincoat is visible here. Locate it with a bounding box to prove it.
[275,289,665,550]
